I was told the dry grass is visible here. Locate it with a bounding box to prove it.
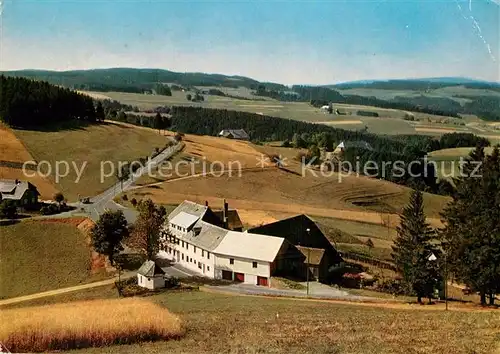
[70,291,500,354]
[13,121,169,200]
[0,298,184,352]
[0,124,58,199]
[128,167,448,224]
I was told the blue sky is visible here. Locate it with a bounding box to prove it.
[0,0,499,84]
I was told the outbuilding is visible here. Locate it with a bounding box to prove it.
[137,260,165,290]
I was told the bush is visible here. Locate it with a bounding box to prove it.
[40,203,59,215]
[165,276,180,288]
[130,198,138,207]
[174,133,183,142]
[122,194,128,201]
[0,200,18,219]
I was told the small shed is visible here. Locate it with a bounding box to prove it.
[137,260,165,290]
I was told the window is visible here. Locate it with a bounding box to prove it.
[182,254,184,260]
[207,266,210,271]
[252,262,257,268]
[194,246,197,253]
[182,241,184,247]
[198,262,202,269]
[207,252,210,259]
[186,243,189,251]
[229,258,234,265]
[202,250,204,257]
[194,260,197,265]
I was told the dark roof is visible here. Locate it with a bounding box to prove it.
[213,209,243,230]
[219,129,249,140]
[137,260,165,277]
[247,214,342,264]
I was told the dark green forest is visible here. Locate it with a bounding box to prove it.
[0,75,97,127]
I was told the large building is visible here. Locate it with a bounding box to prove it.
[159,201,299,286]
[248,215,343,283]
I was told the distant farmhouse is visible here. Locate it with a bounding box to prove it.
[0,179,39,207]
[218,129,249,141]
[158,200,342,286]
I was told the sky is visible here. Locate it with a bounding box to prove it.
[0,0,499,84]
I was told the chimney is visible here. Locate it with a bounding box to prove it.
[15,179,20,185]
[223,199,229,229]
[205,200,209,207]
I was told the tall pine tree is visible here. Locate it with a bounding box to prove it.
[392,190,439,303]
[441,146,500,305]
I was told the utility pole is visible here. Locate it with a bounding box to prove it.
[306,228,311,296]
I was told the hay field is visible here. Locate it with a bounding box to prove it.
[0,298,183,352]
[65,291,500,354]
[128,167,449,223]
[0,124,58,199]
[0,219,98,299]
[13,121,169,200]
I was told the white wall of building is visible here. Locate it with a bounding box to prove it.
[214,254,271,285]
[158,225,215,278]
[137,274,164,290]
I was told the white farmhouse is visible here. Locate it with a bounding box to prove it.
[213,231,284,286]
[137,260,165,290]
[158,201,290,286]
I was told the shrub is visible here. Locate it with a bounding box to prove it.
[130,198,138,207]
[174,133,183,142]
[40,203,60,215]
[122,194,128,201]
[0,200,18,219]
[165,276,180,288]
[0,299,184,352]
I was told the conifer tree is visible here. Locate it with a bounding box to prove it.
[441,146,500,305]
[392,190,439,303]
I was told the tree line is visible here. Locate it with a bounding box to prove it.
[0,75,98,127]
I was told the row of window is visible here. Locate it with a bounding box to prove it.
[167,235,211,260]
[171,223,187,233]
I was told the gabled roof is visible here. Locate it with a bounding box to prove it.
[137,260,165,277]
[218,129,249,140]
[296,246,325,266]
[0,180,38,200]
[169,200,210,220]
[213,231,284,262]
[170,211,200,229]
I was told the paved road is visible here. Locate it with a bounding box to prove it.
[205,282,378,302]
[80,141,181,222]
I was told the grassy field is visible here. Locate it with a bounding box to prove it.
[0,219,99,299]
[14,289,498,354]
[88,91,500,138]
[13,121,170,200]
[0,124,59,199]
[0,298,183,352]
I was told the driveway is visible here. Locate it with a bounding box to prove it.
[205,282,378,302]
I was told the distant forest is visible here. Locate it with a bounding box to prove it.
[0,75,97,127]
[3,69,499,121]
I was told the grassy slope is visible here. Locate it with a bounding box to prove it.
[0,124,59,199]
[0,220,94,299]
[14,122,169,200]
[26,290,500,354]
